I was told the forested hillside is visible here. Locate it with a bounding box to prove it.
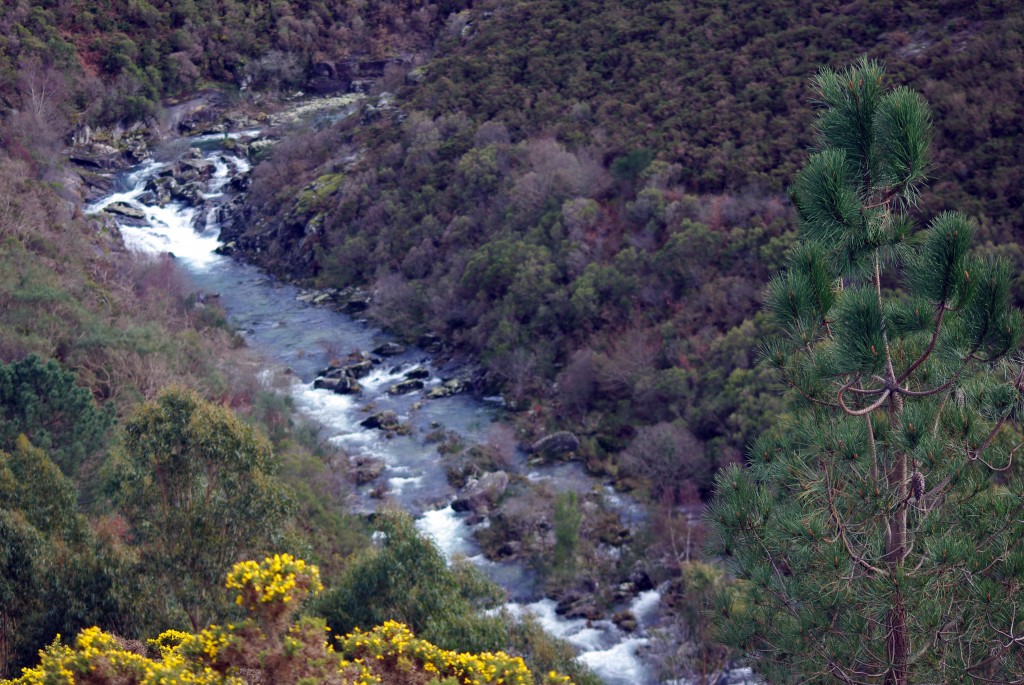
[2,0,1023,683]
[227,0,1024,495]
[0,2,585,683]
[0,0,459,125]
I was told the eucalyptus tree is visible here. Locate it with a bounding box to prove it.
[113,387,292,631]
[707,58,1024,685]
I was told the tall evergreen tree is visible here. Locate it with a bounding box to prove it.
[0,355,113,479]
[112,387,292,631]
[707,58,1024,684]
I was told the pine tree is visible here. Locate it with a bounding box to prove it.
[707,58,1024,685]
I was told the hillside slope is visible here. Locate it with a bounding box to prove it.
[224,0,1024,488]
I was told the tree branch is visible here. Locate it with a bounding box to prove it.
[896,304,945,385]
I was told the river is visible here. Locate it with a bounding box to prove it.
[85,130,664,684]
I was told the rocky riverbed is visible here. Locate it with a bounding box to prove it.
[78,92,759,685]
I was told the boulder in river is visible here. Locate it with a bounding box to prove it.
[403,367,430,380]
[555,590,603,621]
[360,410,400,431]
[173,157,215,184]
[349,455,386,485]
[426,378,469,399]
[612,610,638,633]
[314,375,361,394]
[104,202,147,223]
[388,379,424,395]
[171,182,205,206]
[229,171,252,192]
[451,471,509,514]
[342,295,370,313]
[320,358,374,380]
[372,342,405,356]
[418,333,443,353]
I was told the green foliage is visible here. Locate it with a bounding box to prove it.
[610,148,654,183]
[707,59,1024,685]
[0,437,136,678]
[551,492,581,581]
[0,356,114,479]
[317,508,507,656]
[112,387,293,631]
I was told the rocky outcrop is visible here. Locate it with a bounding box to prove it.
[451,471,509,514]
[69,148,125,170]
[349,454,385,485]
[529,431,580,459]
[555,588,603,621]
[307,56,410,94]
[426,378,469,399]
[313,375,361,394]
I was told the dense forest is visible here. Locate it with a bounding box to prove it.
[229,0,1024,495]
[1,0,1023,683]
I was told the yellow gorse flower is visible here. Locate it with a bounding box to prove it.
[335,621,571,685]
[2,557,571,685]
[1,626,245,685]
[225,553,323,609]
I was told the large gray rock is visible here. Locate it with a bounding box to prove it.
[451,471,509,514]
[173,157,215,184]
[313,375,361,394]
[360,410,400,431]
[388,379,424,395]
[372,342,405,356]
[104,202,146,220]
[171,182,205,206]
[145,176,178,206]
[320,358,375,380]
[555,590,603,621]
[427,378,469,399]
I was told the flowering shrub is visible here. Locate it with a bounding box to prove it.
[337,621,573,685]
[2,626,244,685]
[0,556,574,685]
[226,553,323,610]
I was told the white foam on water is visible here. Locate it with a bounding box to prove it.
[568,626,607,651]
[230,154,252,174]
[504,599,586,640]
[203,157,232,198]
[631,589,661,628]
[361,365,409,392]
[388,476,423,493]
[503,598,655,684]
[292,383,361,427]
[415,506,475,560]
[577,637,651,684]
[190,128,262,143]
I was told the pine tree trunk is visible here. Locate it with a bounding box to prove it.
[885,390,909,685]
